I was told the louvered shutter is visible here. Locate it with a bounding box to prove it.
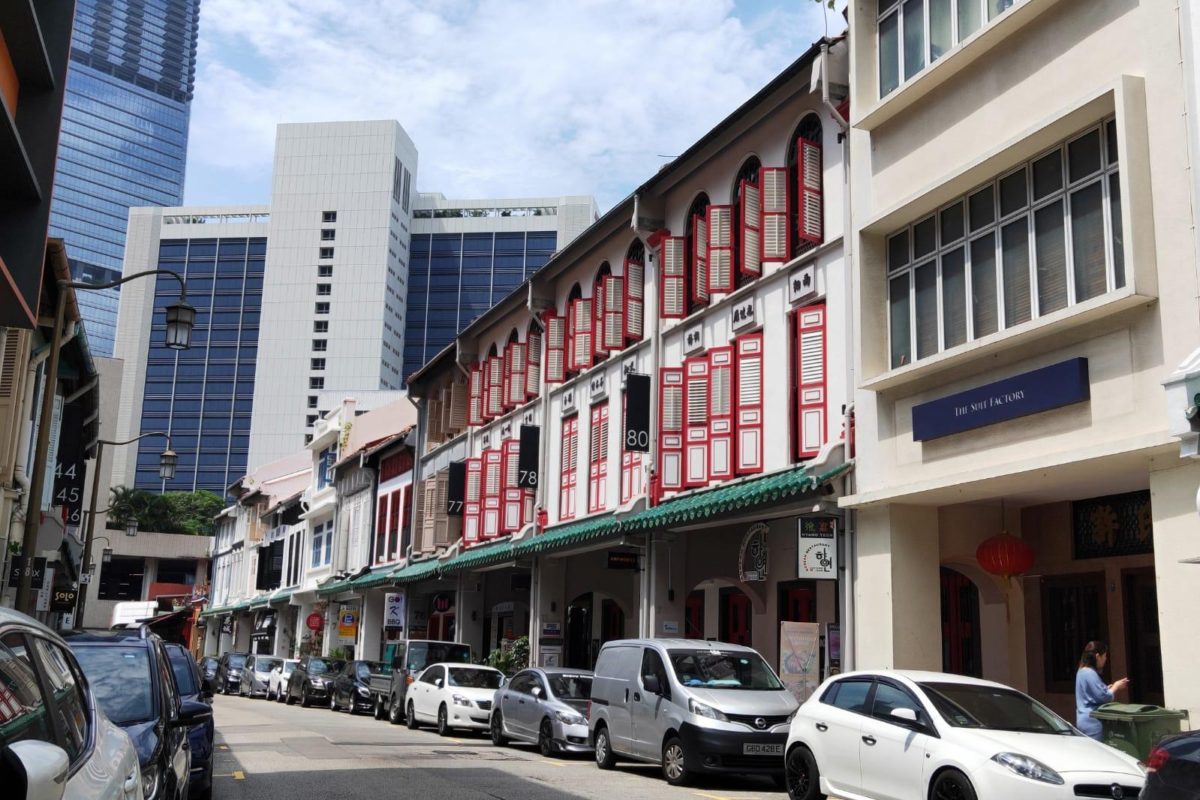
[463,457,482,546]
[0,329,29,478]
[502,346,513,411]
[593,281,606,359]
[588,403,609,513]
[559,416,578,520]
[620,451,643,505]
[412,477,425,552]
[760,167,790,262]
[796,304,827,458]
[441,387,453,435]
[797,137,824,245]
[735,333,764,474]
[659,237,686,319]
[507,342,526,407]
[421,478,438,553]
[500,438,523,533]
[525,327,542,399]
[658,368,684,492]
[482,448,502,538]
[426,395,444,444]
[623,259,644,341]
[433,470,451,546]
[707,205,734,294]
[486,355,503,418]
[450,378,467,432]
[739,181,762,278]
[684,357,710,487]
[602,275,625,350]
[571,298,593,371]
[691,213,710,305]
[708,347,734,481]
[544,313,566,384]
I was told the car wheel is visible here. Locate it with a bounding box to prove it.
[594,725,616,770]
[374,697,386,720]
[785,745,823,800]
[285,687,295,705]
[437,704,451,736]
[931,770,977,800]
[490,712,507,746]
[406,701,419,730]
[301,687,311,708]
[389,696,403,725]
[538,719,555,758]
[662,736,689,786]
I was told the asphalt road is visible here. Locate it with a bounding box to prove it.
[208,692,788,800]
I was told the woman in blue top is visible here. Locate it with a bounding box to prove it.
[1075,640,1129,739]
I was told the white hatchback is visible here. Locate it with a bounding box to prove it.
[405,663,505,736]
[784,670,1145,800]
[0,607,142,800]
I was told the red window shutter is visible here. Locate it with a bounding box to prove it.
[501,438,523,534]
[691,213,710,305]
[468,364,483,426]
[482,449,502,538]
[659,237,686,319]
[623,259,644,343]
[795,304,827,458]
[708,346,734,481]
[507,342,526,407]
[760,167,790,262]
[486,355,503,418]
[502,346,513,411]
[559,416,578,520]
[797,137,824,245]
[463,457,482,546]
[588,403,609,513]
[525,327,542,399]
[739,181,762,278]
[602,275,625,351]
[684,357,710,487]
[735,332,764,474]
[658,368,684,492]
[707,205,734,294]
[571,298,593,371]
[544,313,567,384]
[593,281,607,358]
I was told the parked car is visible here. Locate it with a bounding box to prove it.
[491,667,593,756]
[198,656,220,694]
[0,606,143,800]
[331,660,389,715]
[379,639,473,724]
[239,655,282,699]
[784,670,1146,800]
[406,663,505,735]
[216,651,249,695]
[1143,729,1200,800]
[589,638,797,786]
[165,643,215,800]
[285,656,344,707]
[268,659,299,702]
[64,626,211,800]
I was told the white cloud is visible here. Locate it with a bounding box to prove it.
[185,0,840,210]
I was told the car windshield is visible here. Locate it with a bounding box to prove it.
[256,657,282,672]
[167,650,199,695]
[308,659,340,675]
[226,654,247,668]
[283,660,297,674]
[409,642,472,670]
[72,645,156,725]
[447,668,503,689]
[548,674,592,700]
[201,658,218,669]
[356,661,388,680]
[920,682,1077,734]
[668,649,784,690]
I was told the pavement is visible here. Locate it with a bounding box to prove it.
[208,693,789,800]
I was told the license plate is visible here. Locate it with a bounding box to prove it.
[743,743,783,756]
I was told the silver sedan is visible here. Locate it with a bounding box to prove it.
[490,667,593,757]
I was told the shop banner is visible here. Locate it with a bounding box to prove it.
[517,425,539,488]
[337,605,359,642]
[384,592,406,631]
[446,461,465,516]
[797,517,838,580]
[53,403,86,528]
[780,621,821,704]
[623,374,651,452]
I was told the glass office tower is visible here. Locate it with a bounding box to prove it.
[49,0,201,357]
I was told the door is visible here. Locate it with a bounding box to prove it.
[566,594,593,669]
[1041,572,1108,694]
[1123,568,1164,706]
[779,581,816,624]
[242,657,254,694]
[718,587,752,646]
[414,665,442,719]
[805,678,871,796]
[630,648,671,760]
[504,672,535,737]
[601,599,624,645]
[940,567,982,677]
[857,681,932,800]
[685,591,705,638]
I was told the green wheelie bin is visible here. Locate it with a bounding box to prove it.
[1089,703,1191,760]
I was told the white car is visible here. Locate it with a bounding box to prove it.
[405,663,505,736]
[784,670,1145,800]
[268,659,298,702]
[0,606,143,800]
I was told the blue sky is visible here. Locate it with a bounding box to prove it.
[184,1,844,212]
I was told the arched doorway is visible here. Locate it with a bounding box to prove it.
[941,566,983,677]
[564,592,626,669]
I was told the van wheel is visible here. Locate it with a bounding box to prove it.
[785,746,823,800]
[406,701,420,730]
[491,712,507,746]
[594,725,616,770]
[538,719,555,757]
[389,696,403,725]
[437,704,452,736]
[662,736,689,786]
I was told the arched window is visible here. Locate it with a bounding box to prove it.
[502,328,524,410]
[731,156,763,290]
[787,114,824,256]
[592,262,613,363]
[525,318,542,400]
[566,283,590,374]
[483,342,502,420]
[684,193,711,313]
[623,240,645,344]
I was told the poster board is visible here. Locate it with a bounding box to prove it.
[779,621,821,704]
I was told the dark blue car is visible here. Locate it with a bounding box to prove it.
[166,643,215,800]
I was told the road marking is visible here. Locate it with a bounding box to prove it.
[691,793,744,800]
[218,745,229,750]
[233,770,245,780]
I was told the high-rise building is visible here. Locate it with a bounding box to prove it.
[403,194,598,380]
[49,0,201,357]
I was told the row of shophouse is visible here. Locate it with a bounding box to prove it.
[200,0,1200,725]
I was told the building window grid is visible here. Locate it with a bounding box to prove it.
[318,265,332,277]
[321,229,335,241]
[886,120,1120,368]
[322,211,337,223]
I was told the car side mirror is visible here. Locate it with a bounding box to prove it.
[643,674,661,695]
[435,678,443,688]
[173,698,213,727]
[6,740,69,800]
[531,686,542,698]
[890,707,919,724]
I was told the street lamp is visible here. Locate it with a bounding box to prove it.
[125,519,139,538]
[16,269,191,615]
[101,548,112,564]
[159,448,178,480]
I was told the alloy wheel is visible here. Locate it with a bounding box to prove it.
[538,720,554,757]
[491,713,506,746]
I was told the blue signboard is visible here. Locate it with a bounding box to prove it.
[912,358,1090,441]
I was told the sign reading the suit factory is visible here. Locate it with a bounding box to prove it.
[911,358,1090,442]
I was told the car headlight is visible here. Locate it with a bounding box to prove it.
[311,677,325,687]
[229,670,241,677]
[555,709,586,726]
[991,753,1064,785]
[688,698,729,722]
[141,764,159,799]
[786,709,798,723]
[452,693,472,707]
[357,687,370,697]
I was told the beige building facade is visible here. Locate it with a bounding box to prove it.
[846,0,1200,723]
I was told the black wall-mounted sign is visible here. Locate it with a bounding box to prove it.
[624,373,651,453]
[53,404,86,527]
[1072,490,1153,559]
[912,358,1090,442]
[50,587,78,613]
[517,425,539,488]
[607,551,639,570]
[446,461,465,516]
[8,557,47,589]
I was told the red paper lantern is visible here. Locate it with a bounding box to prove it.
[976,534,1034,579]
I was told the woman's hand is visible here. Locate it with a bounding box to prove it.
[1109,677,1130,693]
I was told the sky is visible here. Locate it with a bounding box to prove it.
[183,0,845,212]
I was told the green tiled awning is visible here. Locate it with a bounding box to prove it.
[316,577,354,597]
[351,565,400,590]
[390,559,440,584]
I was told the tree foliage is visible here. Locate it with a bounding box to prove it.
[107,486,223,536]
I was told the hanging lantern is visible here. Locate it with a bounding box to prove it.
[976,534,1034,580]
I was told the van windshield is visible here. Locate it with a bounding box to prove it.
[668,649,784,690]
[408,642,471,670]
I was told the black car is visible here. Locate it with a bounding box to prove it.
[198,656,219,695]
[165,644,215,800]
[64,627,210,800]
[1144,729,1200,799]
[331,660,388,715]
[217,651,249,694]
[285,655,344,707]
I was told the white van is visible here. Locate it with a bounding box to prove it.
[588,638,797,786]
[110,600,158,628]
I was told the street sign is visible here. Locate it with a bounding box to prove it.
[8,557,47,589]
[624,374,651,453]
[305,612,323,631]
[517,425,539,488]
[79,572,92,585]
[50,587,78,613]
[446,461,465,516]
